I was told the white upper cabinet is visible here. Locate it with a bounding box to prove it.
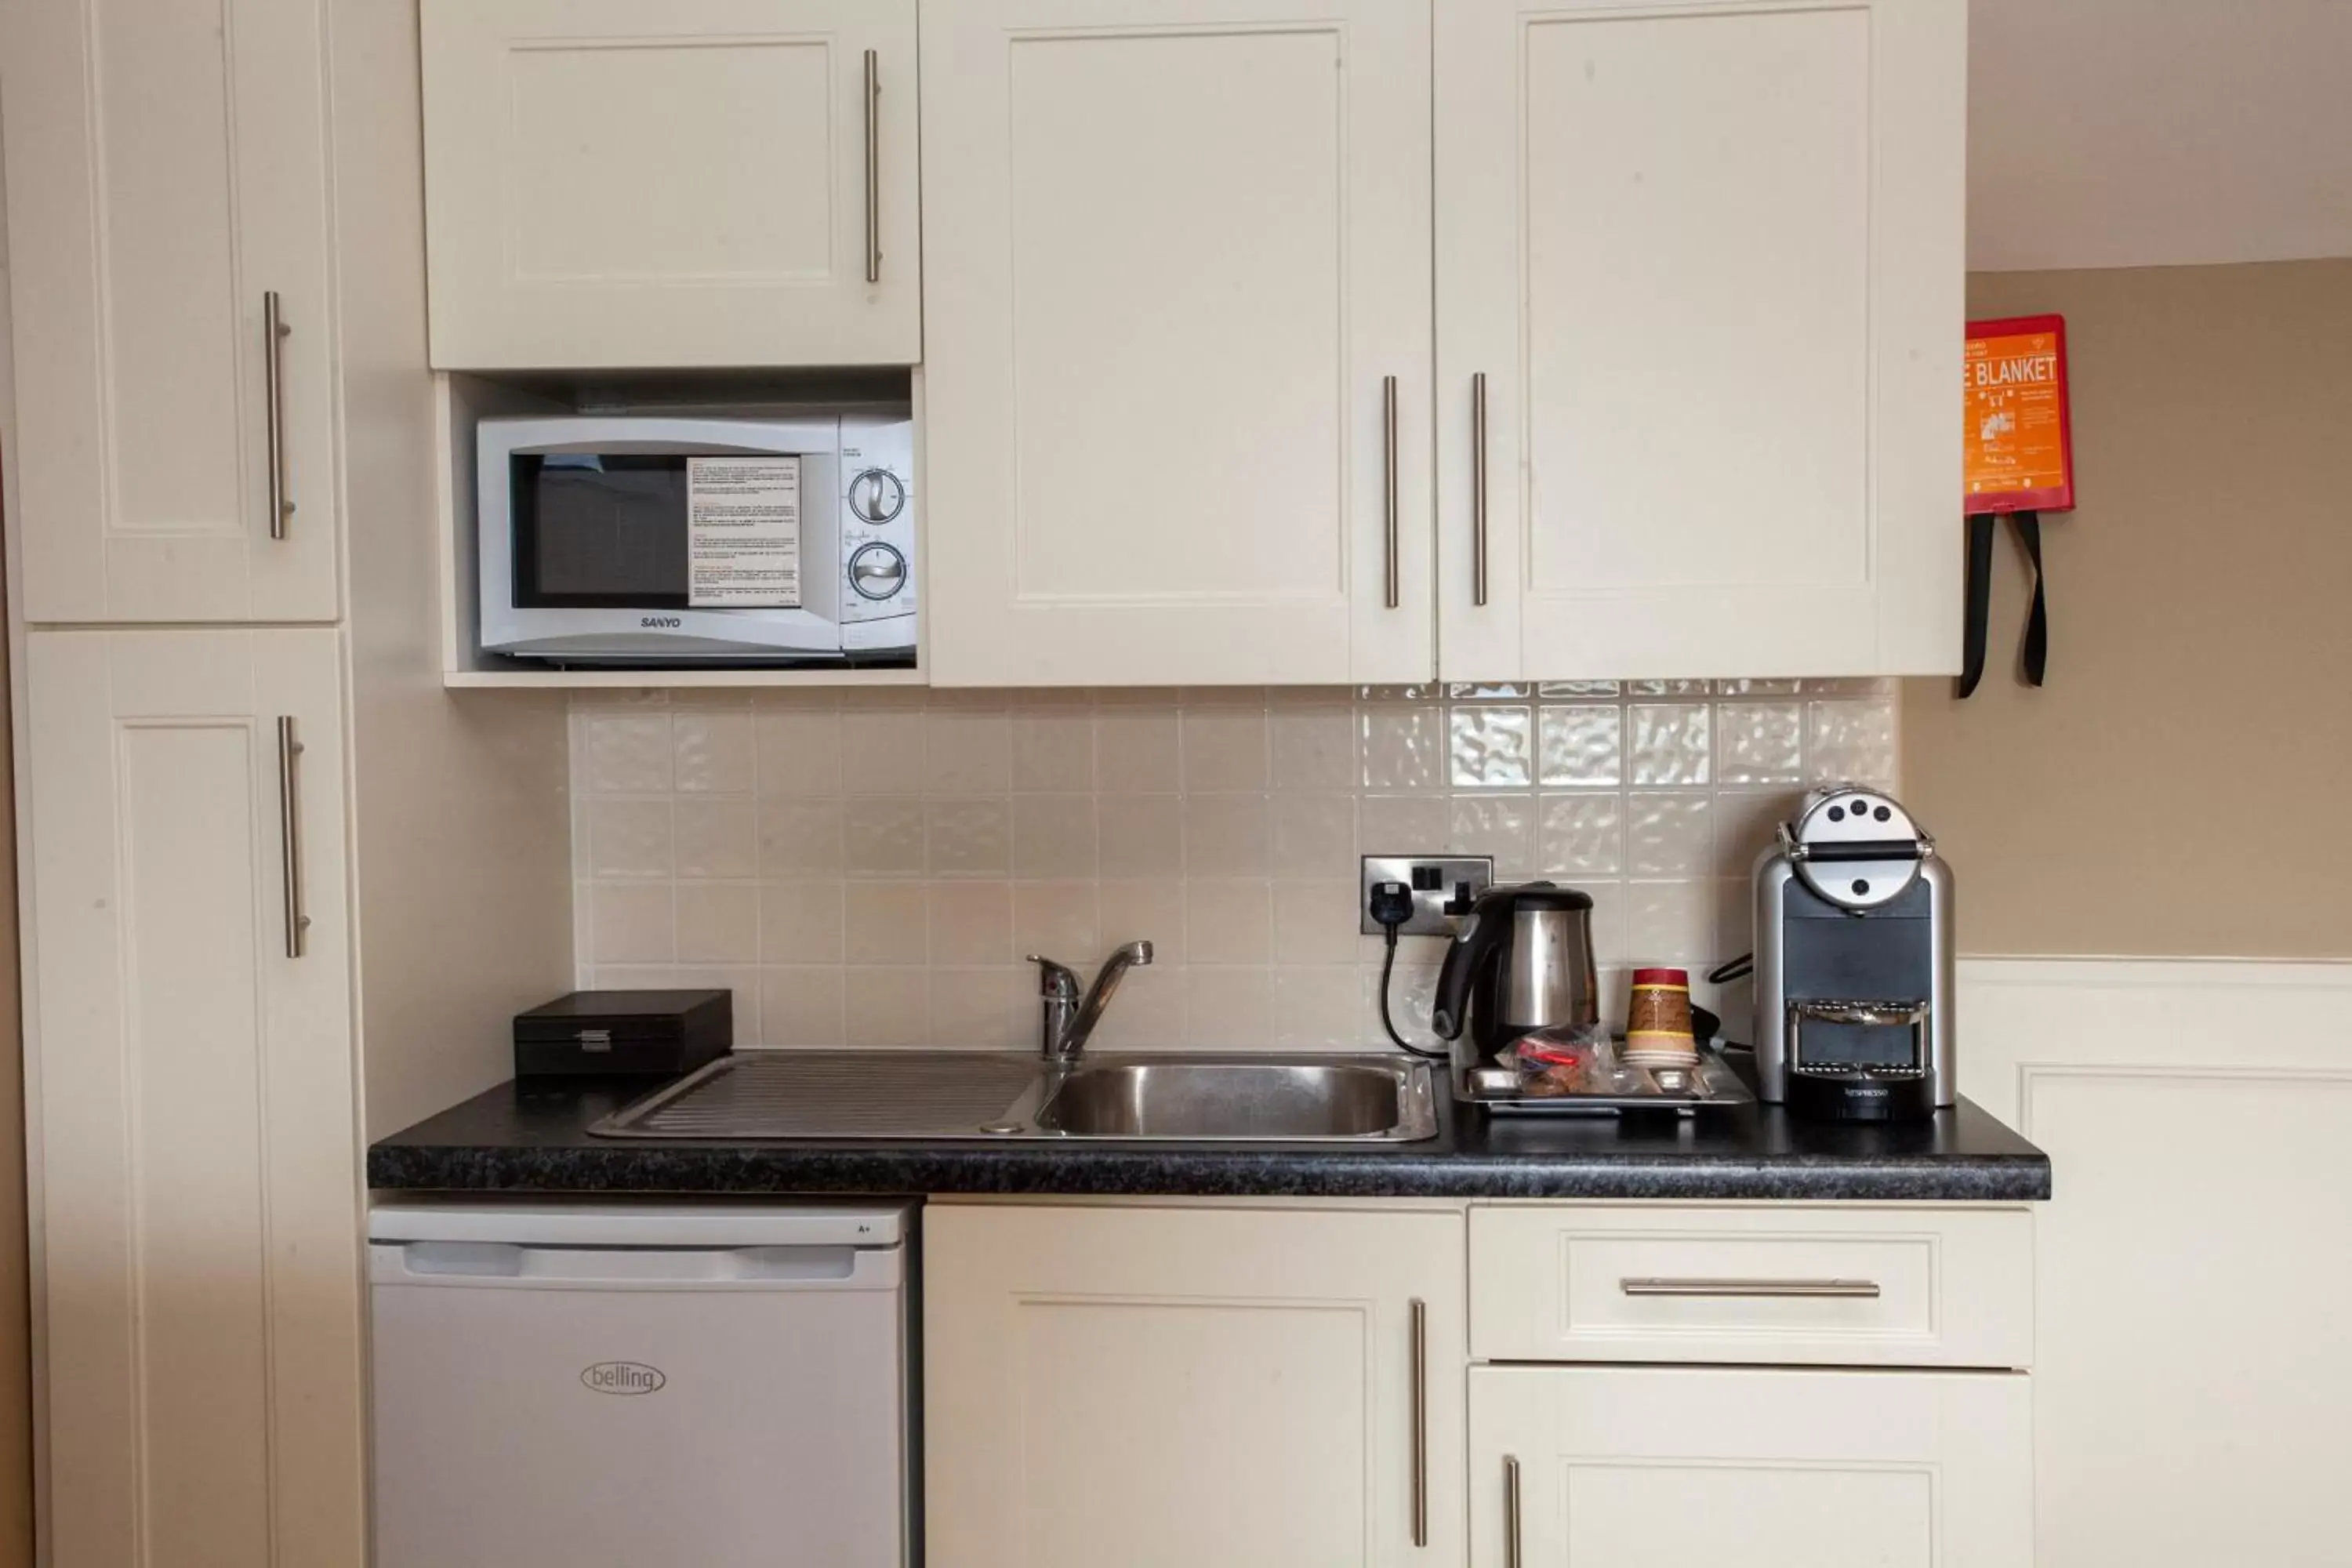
[0,0,339,623]
[421,0,921,370]
[1435,0,1966,680]
[920,0,1436,687]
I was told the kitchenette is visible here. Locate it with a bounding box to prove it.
[16,0,2348,1564]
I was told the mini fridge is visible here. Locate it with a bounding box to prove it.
[368,1199,914,1567]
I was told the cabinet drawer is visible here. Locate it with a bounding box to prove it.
[1470,1204,2031,1369]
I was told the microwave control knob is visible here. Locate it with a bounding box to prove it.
[848,468,906,524]
[849,543,907,601]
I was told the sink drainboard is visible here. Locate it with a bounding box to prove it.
[590,1053,1040,1140]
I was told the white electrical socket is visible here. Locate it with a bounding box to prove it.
[1359,855,1495,937]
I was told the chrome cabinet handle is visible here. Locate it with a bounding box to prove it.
[1470,372,1489,608]
[277,717,310,959]
[1409,1298,1428,1547]
[1503,1455,1523,1568]
[1381,374,1400,609]
[1620,1276,1882,1299]
[263,292,294,539]
[864,49,883,284]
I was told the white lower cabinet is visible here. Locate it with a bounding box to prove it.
[24,629,363,1566]
[924,1203,1466,1568]
[1469,1365,2033,1568]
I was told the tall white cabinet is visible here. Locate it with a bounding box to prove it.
[920,0,1437,687]
[0,0,339,622]
[24,631,362,1566]
[1434,0,1965,681]
[1,1,576,1563]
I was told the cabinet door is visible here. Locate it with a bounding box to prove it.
[926,1203,1466,1568]
[1,0,339,623]
[1436,0,1965,680]
[421,0,920,369]
[26,630,363,1567]
[1470,1365,2032,1568]
[921,0,1434,687]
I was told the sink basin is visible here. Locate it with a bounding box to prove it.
[1035,1055,1439,1142]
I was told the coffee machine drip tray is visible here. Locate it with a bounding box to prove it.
[1461,1044,1755,1117]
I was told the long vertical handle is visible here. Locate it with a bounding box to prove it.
[276,717,310,959]
[1409,1298,1428,1547]
[1471,372,1490,608]
[1503,1455,1523,1568]
[263,291,294,539]
[1382,374,1401,609]
[863,49,883,284]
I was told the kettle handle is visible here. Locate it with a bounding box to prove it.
[1430,906,1503,1040]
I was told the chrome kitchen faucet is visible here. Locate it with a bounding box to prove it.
[1026,941,1154,1063]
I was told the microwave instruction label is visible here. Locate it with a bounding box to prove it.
[688,456,801,608]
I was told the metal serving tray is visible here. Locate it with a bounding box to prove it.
[1458,1044,1755,1117]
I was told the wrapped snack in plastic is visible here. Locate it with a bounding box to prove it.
[1510,1022,1616,1096]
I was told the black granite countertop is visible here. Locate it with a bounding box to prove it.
[368,1058,2049,1202]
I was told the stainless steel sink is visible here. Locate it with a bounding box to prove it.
[1033,1055,1438,1142]
[587,1051,1439,1143]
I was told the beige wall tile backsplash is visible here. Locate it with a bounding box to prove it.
[571,682,1897,1050]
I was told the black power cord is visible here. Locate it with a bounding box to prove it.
[1369,881,1450,1062]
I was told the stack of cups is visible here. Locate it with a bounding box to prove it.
[1622,967,1700,1067]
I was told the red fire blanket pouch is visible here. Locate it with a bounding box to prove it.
[1960,314,2075,697]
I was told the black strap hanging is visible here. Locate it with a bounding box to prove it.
[1958,509,2048,699]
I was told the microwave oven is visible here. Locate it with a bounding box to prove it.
[477,412,916,666]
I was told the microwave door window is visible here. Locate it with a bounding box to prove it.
[514,455,691,608]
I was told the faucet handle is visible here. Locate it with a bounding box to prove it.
[1025,954,1080,1000]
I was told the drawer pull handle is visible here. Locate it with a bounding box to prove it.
[1470,371,1489,607]
[1620,1276,1882,1299]
[1503,1454,1523,1568]
[1409,1298,1427,1547]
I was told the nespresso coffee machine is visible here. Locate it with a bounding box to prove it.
[1430,882,1598,1087]
[1753,786,1955,1122]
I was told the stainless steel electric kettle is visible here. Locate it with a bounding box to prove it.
[1429,882,1598,1075]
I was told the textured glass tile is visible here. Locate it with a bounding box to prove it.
[758,800,846,877]
[754,710,843,796]
[1807,699,1898,786]
[1628,704,1713,785]
[1715,790,1800,880]
[1446,682,1531,700]
[925,798,1011,877]
[1269,706,1357,792]
[1447,794,1536,872]
[1359,793,1447,851]
[1537,795,1624,877]
[1715,678,1803,695]
[1358,684,1441,705]
[1538,705,1623,786]
[587,799,673,880]
[1537,681,1621,698]
[1626,679,1711,696]
[1715,702,1804,785]
[673,712,754,793]
[580,713,674,794]
[1626,793,1715,877]
[1801,677,1894,695]
[1624,879,1716,966]
[1449,705,1534,788]
[1361,705,1444,790]
[673,798,758,880]
[840,799,925,877]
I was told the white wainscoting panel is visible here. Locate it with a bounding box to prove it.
[1958,957,2352,1568]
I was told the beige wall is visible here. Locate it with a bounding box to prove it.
[1904,260,2352,958]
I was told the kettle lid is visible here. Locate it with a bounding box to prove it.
[1486,880,1593,913]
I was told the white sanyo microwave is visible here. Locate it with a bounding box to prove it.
[477,412,916,666]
